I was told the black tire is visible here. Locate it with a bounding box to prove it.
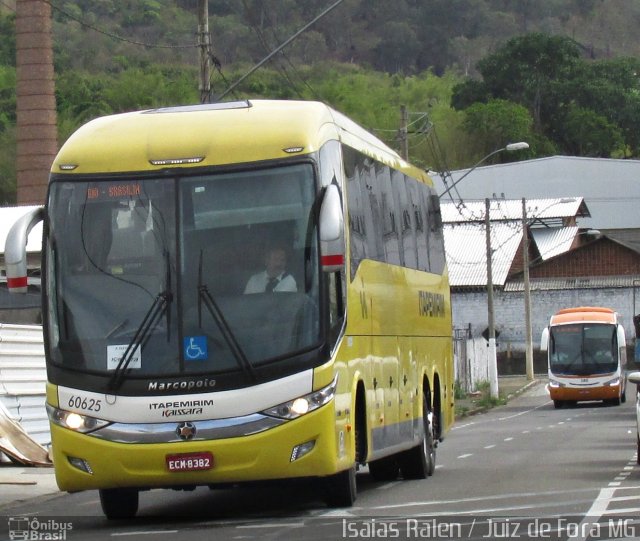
[637,435,640,465]
[399,395,436,479]
[99,488,139,520]
[368,456,399,482]
[553,400,563,409]
[323,465,357,507]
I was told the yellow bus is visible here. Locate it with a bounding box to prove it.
[6,100,453,519]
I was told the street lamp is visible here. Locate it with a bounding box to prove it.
[438,142,530,198]
[437,142,530,399]
[444,142,529,399]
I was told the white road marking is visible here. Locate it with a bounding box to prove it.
[111,532,178,537]
[377,481,402,490]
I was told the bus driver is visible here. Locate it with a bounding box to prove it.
[244,246,297,294]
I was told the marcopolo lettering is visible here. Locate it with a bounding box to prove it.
[148,378,216,392]
[418,291,445,318]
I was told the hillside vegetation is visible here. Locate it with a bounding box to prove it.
[2,0,640,202]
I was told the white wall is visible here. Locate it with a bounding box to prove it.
[452,287,637,353]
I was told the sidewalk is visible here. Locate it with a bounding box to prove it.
[0,462,58,510]
[455,374,543,418]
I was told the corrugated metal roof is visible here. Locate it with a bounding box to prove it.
[0,206,43,253]
[433,156,640,229]
[531,226,578,260]
[444,222,522,286]
[0,324,49,446]
[505,275,640,291]
[441,197,586,224]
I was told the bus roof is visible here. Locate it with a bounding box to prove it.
[550,306,617,325]
[52,100,429,182]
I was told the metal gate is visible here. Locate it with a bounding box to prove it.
[453,326,472,393]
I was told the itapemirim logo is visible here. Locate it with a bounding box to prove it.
[7,516,73,540]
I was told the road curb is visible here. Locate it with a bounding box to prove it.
[456,379,543,419]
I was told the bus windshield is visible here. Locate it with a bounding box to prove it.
[549,323,618,376]
[46,163,321,387]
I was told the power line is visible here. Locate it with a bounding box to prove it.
[240,0,305,99]
[217,0,345,101]
[259,3,321,99]
[44,0,196,50]
[0,1,15,13]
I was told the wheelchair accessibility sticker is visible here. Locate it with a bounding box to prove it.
[184,336,208,361]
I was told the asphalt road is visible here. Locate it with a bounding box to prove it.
[1,382,639,541]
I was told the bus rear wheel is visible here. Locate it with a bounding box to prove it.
[368,456,399,481]
[399,394,436,479]
[99,488,139,520]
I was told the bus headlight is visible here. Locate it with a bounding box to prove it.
[604,377,620,387]
[261,376,337,420]
[549,379,563,388]
[46,404,111,433]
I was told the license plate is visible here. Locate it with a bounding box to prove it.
[166,452,214,472]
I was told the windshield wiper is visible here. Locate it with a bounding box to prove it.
[197,250,255,381]
[108,252,173,391]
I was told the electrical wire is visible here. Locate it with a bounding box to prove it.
[43,0,196,50]
[0,0,15,13]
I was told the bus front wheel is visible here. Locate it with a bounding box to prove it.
[99,488,139,520]
[323,465,357,507]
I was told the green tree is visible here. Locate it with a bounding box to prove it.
[0,11,15,67]
[561,104,625,157]
[0,65,16,130]
[0,127,16,205]
[555,57,640,154]
[464,33,582,128]
[462,99,537,162]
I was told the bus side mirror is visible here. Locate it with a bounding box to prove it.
[540,327,549,352]
[5,206,45,293]
[616,324,626,348]
[319,184,345,273]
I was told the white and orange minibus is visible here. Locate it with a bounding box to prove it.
[541,307,627,408]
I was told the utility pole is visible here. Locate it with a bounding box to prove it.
[522,198,534,380]
[399,105,409,161]
[485,198,499,398]
[198,0,211,103]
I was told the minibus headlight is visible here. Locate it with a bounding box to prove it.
[604,377,620,387]
[46,404,111,433]
[549,379,563,388]
[261,376,337,420]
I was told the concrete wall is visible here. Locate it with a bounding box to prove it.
[452,286,638,370]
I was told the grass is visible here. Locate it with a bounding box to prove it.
[455,379,507,418]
